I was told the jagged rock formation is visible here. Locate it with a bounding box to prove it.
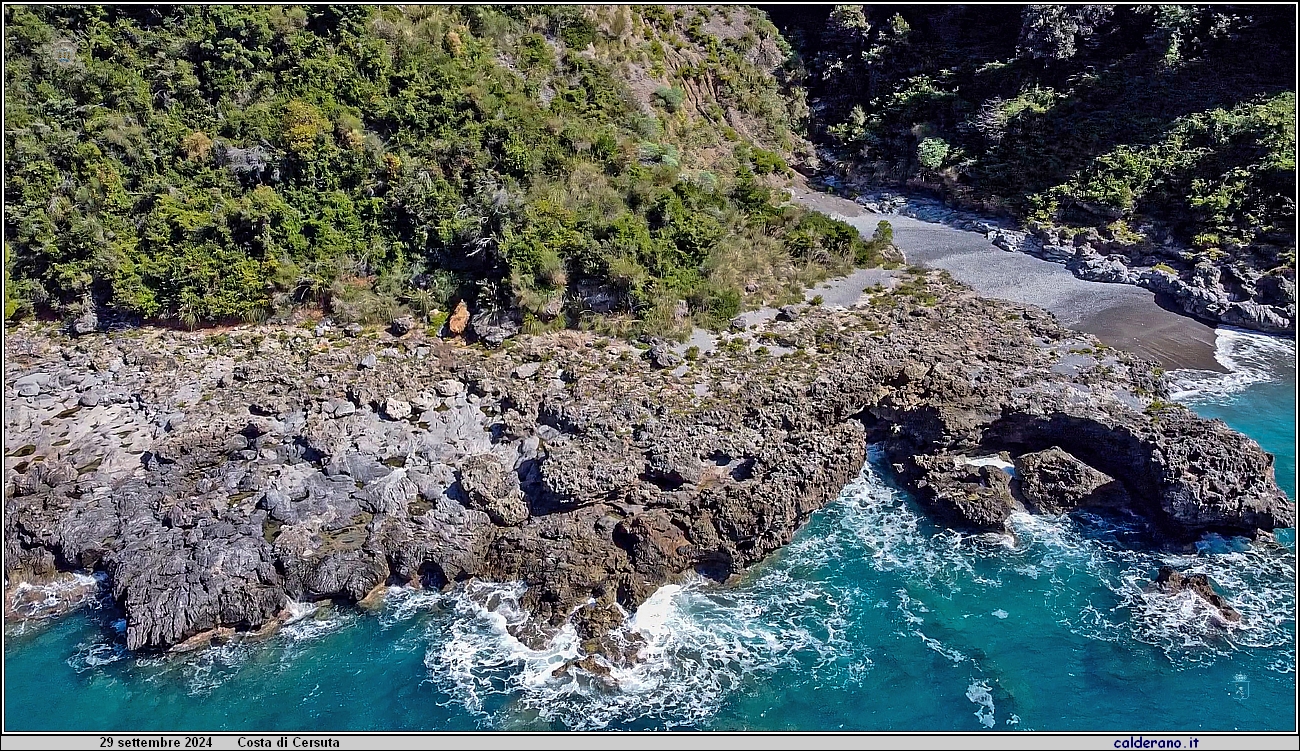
[1013,447,1130,514]
[4,271,1291,653]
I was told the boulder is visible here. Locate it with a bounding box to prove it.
[1013,447,1129,514]
[1152,566,1241,623]
[469,308,520,347]
[513,362,541,379]
[645,343,682,369]
[382,398,412,421]
[434,379,465,397]
[14,373,49,397]
[389,315,415,337]
[68,300,99,336]
[409,391,438,412]
[458,454,528,526]
[448,300,470,336]
[907,453,1019,531]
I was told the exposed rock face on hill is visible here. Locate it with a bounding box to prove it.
[4,271,1291,654]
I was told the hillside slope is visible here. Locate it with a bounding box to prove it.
[3,5,893,337]
[772,4,1296,332]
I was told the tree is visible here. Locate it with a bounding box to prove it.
[1017,5,1115,61]
[917,137,950,171]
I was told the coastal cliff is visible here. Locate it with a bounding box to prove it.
[5,270,1291,656]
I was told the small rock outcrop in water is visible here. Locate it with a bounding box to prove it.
[4,271,1291,653]
[1152,566,1242,624]
[905,454,1019,531]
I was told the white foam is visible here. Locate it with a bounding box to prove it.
[377,586,445,628]
[1167,327,1295,402]
[962,455,1016,476]
[420,553,867,730]
[7,571,106,619]
[915,630,966,664]
[42,444,1289,727]
[68,640,128,672]
[283,598,320,623]
[1005,512,1296,666]
[400,447,1295,730]
[965,679,996,728]
[838,451,1295,669]
[280,606,356,644]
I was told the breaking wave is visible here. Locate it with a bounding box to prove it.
[13,446,1293,730]
[413,445,1294,728]
[1167,327,1296,402]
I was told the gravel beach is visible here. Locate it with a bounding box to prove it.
[792,188,1225,372]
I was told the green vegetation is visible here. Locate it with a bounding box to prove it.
[1046,93,1295,247]
[3,5,876,337]
[4,244,22,319]
[774,4,1295,271]
[916,137,950,171]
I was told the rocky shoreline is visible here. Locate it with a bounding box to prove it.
[833,181,1296,336]
[4,270,1293,665]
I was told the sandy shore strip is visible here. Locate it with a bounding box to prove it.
[791,188,1224,372]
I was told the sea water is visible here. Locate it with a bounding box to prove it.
[4,329,1295,732]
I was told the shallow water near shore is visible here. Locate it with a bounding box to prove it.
[4,329,1295,732]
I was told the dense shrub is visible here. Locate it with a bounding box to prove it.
[916,137,950,171]
[3,5,860,334]
[772,4,1296,266]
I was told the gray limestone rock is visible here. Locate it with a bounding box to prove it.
[2,271,1289,655]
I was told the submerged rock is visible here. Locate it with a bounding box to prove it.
[1151,566,1242,624]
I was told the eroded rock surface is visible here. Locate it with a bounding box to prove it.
[1013,446,1130,514]
[5,271,1291,653]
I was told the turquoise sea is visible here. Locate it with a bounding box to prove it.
[4,328,1295,732]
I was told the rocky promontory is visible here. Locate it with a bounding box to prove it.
[5,270,1292,660]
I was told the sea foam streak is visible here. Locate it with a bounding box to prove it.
[6,571,106,623]
[1167,326,1296,402]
